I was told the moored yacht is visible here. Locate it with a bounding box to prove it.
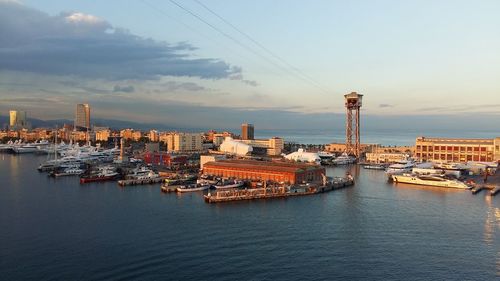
[332,153,356,165]
[391,174,471,189]
[50,167,85,177]
[214,179,244,190]
[126,166,160,180]
[176,181,211,192]
[385,159,416,176]
[80,166,119,184]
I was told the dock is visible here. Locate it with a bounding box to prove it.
[161,184,179,193]
[490,186,500,196]
[471,185,486,194]
[204,178,354,203]
[118,177,166,186]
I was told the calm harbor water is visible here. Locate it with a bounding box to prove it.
[1,154,499,280]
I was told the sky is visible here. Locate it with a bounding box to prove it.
[0,0,499,130]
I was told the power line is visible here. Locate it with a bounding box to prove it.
[139,0,283,77]
[193,0,332,94]
[168,0,331,94]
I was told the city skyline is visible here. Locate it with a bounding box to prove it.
[1,0,500,129]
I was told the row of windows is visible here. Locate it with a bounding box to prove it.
[416,145,489,152]
[416,153,493,162]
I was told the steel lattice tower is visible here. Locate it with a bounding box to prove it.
[344,92,363,158]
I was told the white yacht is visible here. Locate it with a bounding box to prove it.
[177,181,211,192]
[385,159,416,176]
[392,174,471,189]
[214,179,244,190]
[332,153,356,165]
[127,166,160,180]
[51,167,85,177]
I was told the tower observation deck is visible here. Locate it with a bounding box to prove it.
[344,92,363,158]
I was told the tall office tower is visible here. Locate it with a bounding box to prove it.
[75,104,90,129]
[9,110,27,129]
[241,123,254,140]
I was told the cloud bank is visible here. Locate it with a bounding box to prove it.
[0,1,243,81]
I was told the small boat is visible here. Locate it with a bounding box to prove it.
[80,167,119,184]
[385,159,416,176]
[392,174,471,189]
[197,174,218,184]
[176,182,211,193]
[50,167,85,177]
[332,153,356,165]
[161,184,177,193]
[363,164,386,170]
[126,166,160,180]
[214,179,244,190]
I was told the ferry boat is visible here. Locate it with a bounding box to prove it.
[214,179,244,190]
[80,167,119,184]
[391,174,471,189]
[176,182,211,193]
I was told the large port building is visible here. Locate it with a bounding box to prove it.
[203,159,325,184]
[415,137,500,162]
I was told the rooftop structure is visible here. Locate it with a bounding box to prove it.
[219,137,253,156]
[285,148,321,164]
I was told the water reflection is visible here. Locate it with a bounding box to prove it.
[483,196,500,245]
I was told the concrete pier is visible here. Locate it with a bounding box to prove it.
[204,178,354,204]
[118,177,166,186]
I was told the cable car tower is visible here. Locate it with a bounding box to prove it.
[344,92,363,158]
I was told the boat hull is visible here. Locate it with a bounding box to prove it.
[392,175,470,189]
[176,185,210,192]
[80,175,118,184]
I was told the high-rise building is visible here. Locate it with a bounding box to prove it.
[165,133,203,152]
[75,104,90,130]
[9,110,28,130]
[241,123,254,140]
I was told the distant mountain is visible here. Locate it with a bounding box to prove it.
[0,115,197,131]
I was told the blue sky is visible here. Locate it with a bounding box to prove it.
[1,0,499,129]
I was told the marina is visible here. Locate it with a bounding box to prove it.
[1,149,499,281]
